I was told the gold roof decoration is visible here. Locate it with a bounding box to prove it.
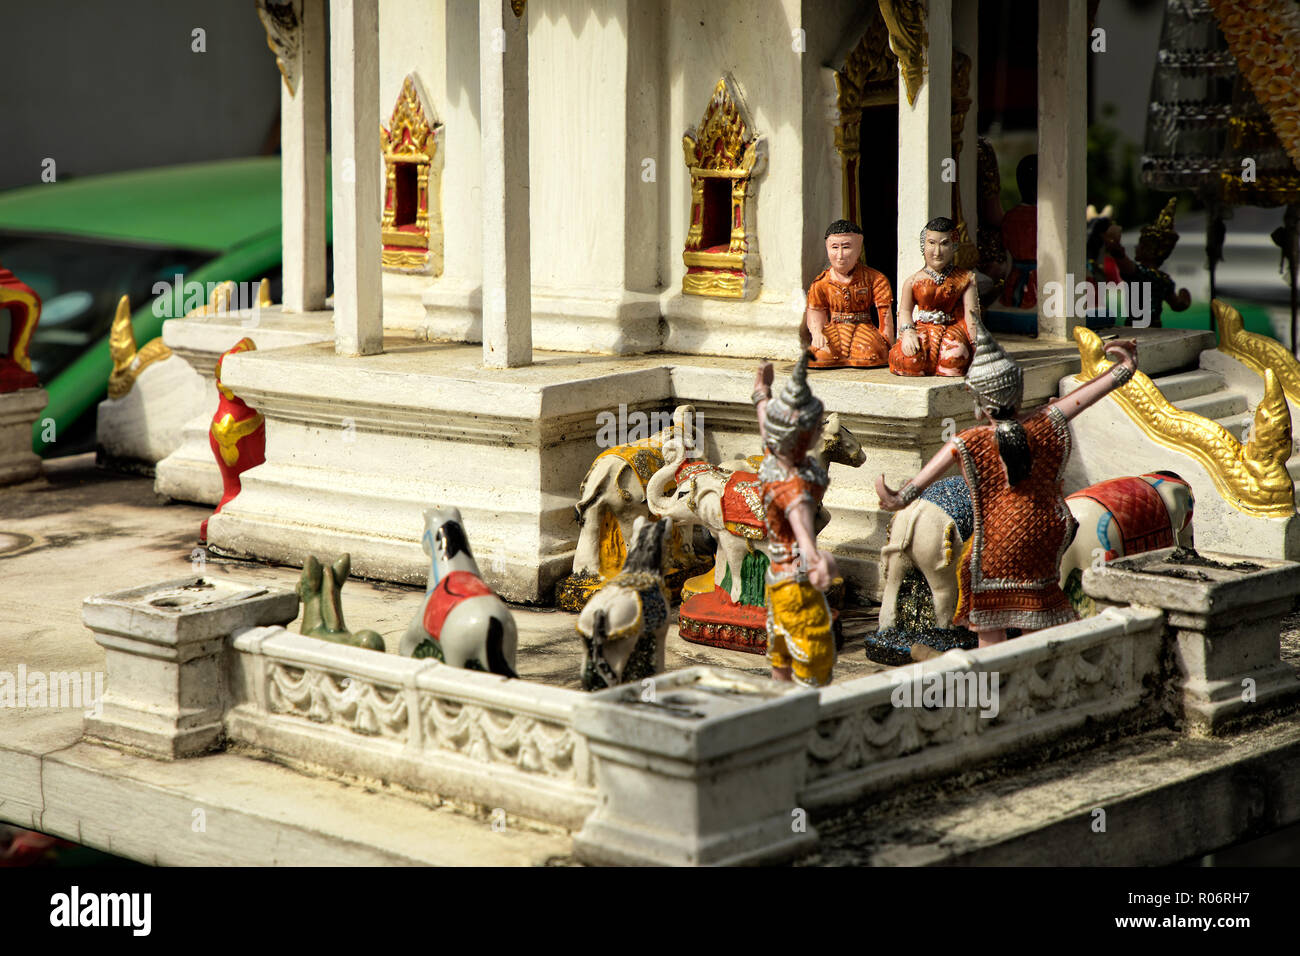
[682,76,760,175]
[878,0,927,107]
[836,8,899,115]
[1207,0,1300,170]
[256,0,302,97]
[108,295,172,400]
[1074,326,1294,519]
[381,74,438,162]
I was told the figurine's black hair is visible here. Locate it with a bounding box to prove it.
[825,219,863,239]
[986,403,1032,486]
[437,521,474,561]
[924,216,956,235]
[1016,154,1038,204]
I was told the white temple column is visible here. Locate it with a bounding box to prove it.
[330,0,384,355]
[1037,0,1087,340]
[895,0,952,293]
[281,0,327,313]
[479,0,532,368]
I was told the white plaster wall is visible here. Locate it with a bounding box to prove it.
[801,0,866,286]
[390,0,483,324]
[663,0,804,301]
[529,0,630,290]
[378,0,445,327]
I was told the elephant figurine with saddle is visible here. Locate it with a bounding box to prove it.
[644,411,866,604]
[557,405,703,611]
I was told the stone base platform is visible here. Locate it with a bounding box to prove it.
[207,327,1213,604]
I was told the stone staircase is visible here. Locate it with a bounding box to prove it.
[1148,364,1300,487]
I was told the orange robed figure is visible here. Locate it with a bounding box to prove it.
[805,220,894,369]
[888,217,981,378]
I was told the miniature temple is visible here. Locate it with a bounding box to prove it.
[162,0,1190,608]
[7,0,1300,869]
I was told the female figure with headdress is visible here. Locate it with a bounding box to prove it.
[752,351,839,686]
[876,327,1139,646]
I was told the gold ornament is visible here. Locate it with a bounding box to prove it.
[108,295,171,400]
[682,76,763,299]
[878,0,927,107]
[1214,298,1300,407]
[1138,197,1180,263]
[211,411,266,467]
[1074,327,1294,519]
[381,74,442,275]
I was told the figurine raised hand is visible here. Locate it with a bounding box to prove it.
[877,329,1138,648]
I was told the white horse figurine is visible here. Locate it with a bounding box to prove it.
[399,507,519,678]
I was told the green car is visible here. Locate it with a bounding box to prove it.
[0,157,331,456]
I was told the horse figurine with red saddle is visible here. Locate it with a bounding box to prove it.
[399,507,519,678]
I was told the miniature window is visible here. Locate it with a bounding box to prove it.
[381,74,444,275]
[681,76,765,299]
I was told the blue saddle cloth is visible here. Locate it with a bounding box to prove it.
[921,476,973,542]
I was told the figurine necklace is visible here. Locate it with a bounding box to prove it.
[924,264,954,285]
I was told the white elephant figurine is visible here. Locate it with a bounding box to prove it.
[1061,471,1195,589]
[559,406,700,610]
[576,516,672,690]
[644,412,866,604]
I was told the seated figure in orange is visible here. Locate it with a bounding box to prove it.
[889,217,981,378]
[805,220,894,369]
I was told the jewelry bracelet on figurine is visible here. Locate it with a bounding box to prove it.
[752,386,772,406]
[897,482,920,506]
[1110,363,1134,387]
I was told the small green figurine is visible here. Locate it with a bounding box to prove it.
[297,554,386,651]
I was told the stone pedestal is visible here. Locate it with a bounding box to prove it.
[0,387,46,485]
[96,357,206,473]
[82,577,298,758]
[1083,547,1300,733]
[572,667,819,866]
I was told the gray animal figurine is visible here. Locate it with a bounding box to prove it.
[576,516,672,691]
[399,507,519,678]
[297,554,386,651]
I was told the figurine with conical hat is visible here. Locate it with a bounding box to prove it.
[752,351,838,686]
[876,325,1139,647]
[1105,197,1191,328]
[889,217,982,378]
[199,338,265,543]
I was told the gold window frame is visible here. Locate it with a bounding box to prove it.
[381,74,444,275]
[681,75,765,299]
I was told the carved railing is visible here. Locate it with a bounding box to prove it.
[226,628,594,828]
[798,605,1166,808]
